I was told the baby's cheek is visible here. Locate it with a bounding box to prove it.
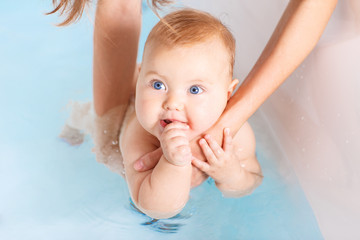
[135,100,152,125]
[192,110,221,133]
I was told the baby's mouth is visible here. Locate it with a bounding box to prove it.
[160,119,187,128]
[160,119,173,128]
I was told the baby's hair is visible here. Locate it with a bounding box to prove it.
[47,0,172,26]
[145,9,236,77]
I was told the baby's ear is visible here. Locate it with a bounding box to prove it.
[227,79,239,99]
[134,63,142,82]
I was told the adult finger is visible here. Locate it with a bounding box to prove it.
[134,147,162,171]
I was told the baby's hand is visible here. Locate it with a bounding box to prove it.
[160,122,191,166]
[192,128,239,185]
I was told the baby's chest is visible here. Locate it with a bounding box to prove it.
[119,111,159,165]
[119,111,142,156]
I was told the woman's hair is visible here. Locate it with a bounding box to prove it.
[47,0,172,26]
[145,9,236,76]
[46,0,89,26]
[148,0,173,10]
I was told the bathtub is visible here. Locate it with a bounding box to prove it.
[0,0,358,239]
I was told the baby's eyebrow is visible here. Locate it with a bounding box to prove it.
[145,70,167,80]
[186,78,213,85]
[144,70,214,85]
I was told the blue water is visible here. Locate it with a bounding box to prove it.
[0,1,323,239]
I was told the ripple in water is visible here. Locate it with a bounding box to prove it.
[129,199,193,234]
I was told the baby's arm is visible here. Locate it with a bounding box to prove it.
[192,123,262,197]
[121,117,192,219]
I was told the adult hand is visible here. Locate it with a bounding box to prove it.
[133,147,163,171]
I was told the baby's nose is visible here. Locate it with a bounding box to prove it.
[163,95,184,111]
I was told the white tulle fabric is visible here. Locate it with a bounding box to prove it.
[182,0,360,238]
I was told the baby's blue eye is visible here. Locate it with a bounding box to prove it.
[189,85,203,94]
[152,81,165,90]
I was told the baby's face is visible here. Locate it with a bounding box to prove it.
[135,38,238,140]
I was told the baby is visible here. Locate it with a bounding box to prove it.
[120,9,262,219]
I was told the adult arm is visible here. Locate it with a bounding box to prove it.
[49,0,143,170]
[93,0,141,117]
[190,0,338,159]
[91,0,142,170]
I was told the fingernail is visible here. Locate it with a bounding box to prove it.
[134,160,144,171]
[225,128,230,134]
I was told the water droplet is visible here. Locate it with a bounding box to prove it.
[240,163,246,168]
[112,140,118,145]
[300,116,305,121]
[103,130,108,134]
